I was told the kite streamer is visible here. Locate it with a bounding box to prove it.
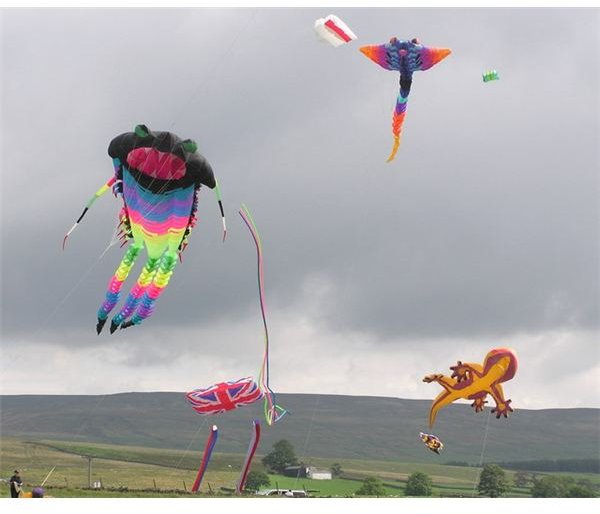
[191,424,219,493]
[236,419,262,493]
[239,205,287,425]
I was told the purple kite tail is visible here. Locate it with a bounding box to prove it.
[236,419,261,494]
[191,425,218,493]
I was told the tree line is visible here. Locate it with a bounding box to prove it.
[445,459,599,473]
[244,439,597,497]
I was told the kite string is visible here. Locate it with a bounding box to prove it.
[174,417,209,471]
[471,409,492,497]
[23,393,110,488]
[13,219,122,365]
[168,9,259,132]
[294,394,320,488]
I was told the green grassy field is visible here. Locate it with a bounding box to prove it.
[0,437,596,498]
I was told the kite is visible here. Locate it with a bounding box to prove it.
[360,38,451,162]
[186,377,263,415]
[184,207,286,426]
[236,419,261,494]
[314,14,357,47]
[482,70,500,82]
[423,347,518,427]
[63,124,226,334]
[419,432,443,455]
[240,205,287,425]
[191,425,219,493]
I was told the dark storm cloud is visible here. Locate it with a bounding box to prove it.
[1,8,598,350]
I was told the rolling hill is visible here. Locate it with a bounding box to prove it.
[1,393,598,464]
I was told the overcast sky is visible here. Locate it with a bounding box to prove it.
[1,7,598,409]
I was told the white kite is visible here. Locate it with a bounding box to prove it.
[314,15,357,47]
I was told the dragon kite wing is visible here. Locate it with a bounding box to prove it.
[360,38,451,162]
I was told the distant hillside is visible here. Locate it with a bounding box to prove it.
[1,393,598,464]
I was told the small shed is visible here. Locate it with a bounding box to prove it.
[306,467,332,480]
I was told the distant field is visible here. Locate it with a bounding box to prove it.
[0,437,597,498]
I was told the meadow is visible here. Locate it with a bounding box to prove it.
[3,437,597,498]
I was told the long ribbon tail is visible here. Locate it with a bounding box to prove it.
[387,91,408,163]
[191,425,219,493]
[239,205,287,426]
[214,181,227,242]
[236,419,261,494]
[63,176,117,249]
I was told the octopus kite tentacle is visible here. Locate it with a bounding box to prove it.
[62,176,117,249]
[120,251,178,329]
[96,243,144,334]
[107,254,161,333]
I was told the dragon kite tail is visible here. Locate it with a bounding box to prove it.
[387,92,409,162]
[96,243,143,334]
[119,251,178,330]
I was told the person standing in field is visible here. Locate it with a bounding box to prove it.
[9,470,23,498]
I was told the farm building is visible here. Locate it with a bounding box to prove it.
[306,467,332,480]
[282,466,332,480]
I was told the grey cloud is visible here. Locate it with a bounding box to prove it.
[1,9,598,353]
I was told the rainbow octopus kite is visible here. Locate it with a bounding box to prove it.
[360,38,451,162]
[63,125,226,333]
[423,347,518,427]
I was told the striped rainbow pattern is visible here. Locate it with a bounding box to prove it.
[122,168,196,256]
[97,166,196,327]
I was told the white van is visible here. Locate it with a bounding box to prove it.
[256,488,308,498]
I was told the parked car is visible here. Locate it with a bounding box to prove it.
[256,488,308,497]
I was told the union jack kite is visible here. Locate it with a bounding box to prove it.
[186,377,264,415]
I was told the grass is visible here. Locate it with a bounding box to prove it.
[0,437,597,498]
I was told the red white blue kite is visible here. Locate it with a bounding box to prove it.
[186,377,263,415]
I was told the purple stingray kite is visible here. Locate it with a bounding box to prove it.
[360,37,451,162]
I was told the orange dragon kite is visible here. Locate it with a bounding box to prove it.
[423,348,518,427]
